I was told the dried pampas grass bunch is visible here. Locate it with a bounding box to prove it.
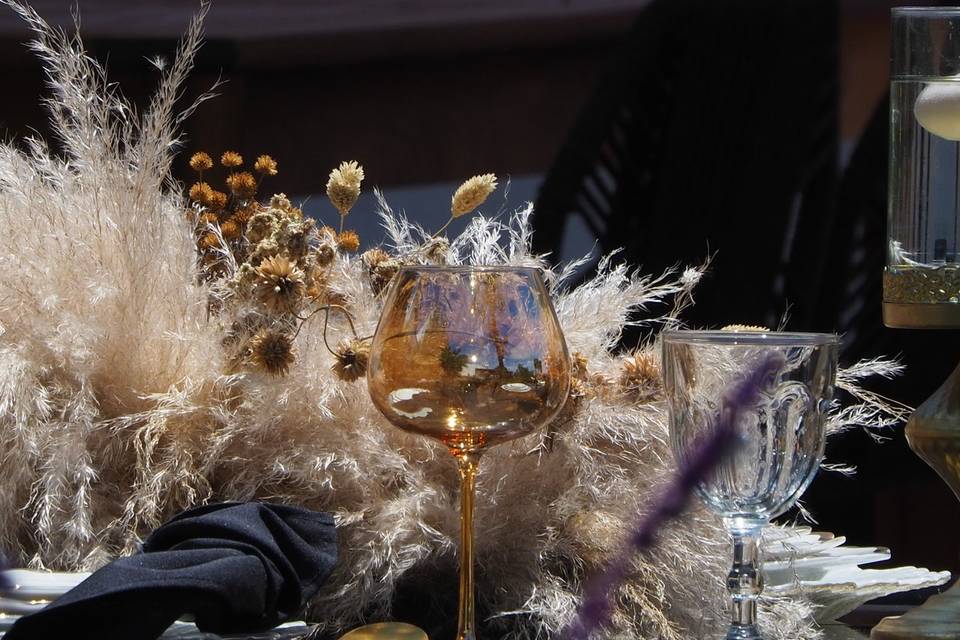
[0,3,907,639]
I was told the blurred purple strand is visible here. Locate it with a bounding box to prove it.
[562,352,784,640]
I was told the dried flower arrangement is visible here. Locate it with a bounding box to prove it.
[0,3,913,640]
[183,149,495,383]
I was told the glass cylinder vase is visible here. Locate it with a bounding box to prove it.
[885,7,960,328]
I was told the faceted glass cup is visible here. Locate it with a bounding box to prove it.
[662,330,838,640]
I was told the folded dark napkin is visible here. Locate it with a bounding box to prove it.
[6,502,337,640]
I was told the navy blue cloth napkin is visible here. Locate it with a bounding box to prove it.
[6,502,337,640]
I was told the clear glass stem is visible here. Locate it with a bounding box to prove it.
[456,453,479,640]
[725,520,765,640]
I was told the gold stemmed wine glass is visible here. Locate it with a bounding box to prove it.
[367,266,571,640]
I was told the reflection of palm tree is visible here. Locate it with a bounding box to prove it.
[486,290,508,373]
[490,318,507,372]
[439,343,469,375]
[513,363,536,383]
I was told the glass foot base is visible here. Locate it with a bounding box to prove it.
[726,623,763,639]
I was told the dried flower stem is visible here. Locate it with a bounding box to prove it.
[432,216,454,239]
[294,304,360,355]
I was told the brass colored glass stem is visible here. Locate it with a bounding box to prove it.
[456,453,479,640]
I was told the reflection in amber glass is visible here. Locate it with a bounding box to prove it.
[367,266,570,640]
[368,268,570,457]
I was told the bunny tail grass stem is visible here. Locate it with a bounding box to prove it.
[432,215,454,239]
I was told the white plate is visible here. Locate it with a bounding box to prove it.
[0,619,308,639]
[3,570,90,600]
[762,526,951,623]
[0,598,48,616]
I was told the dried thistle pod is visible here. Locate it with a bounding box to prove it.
[361,248,390,269]
[566,351,614,400]
[286,225,312,260]
[619,351,662,401]
[254,154,278,176]
[221,150,243,168]
[220,220,241,241]
[337,230,360,253]
[198,231,220,250]
[254,255,306,314]
[197,211,219,227]
[189,182,214,206]
[362,248,400,295]
[248,328,295,376]
[208,191,228,211]
[233,205,257,224]
[189,152,213,173]
[316,243,336,268]
[332,337,370,382]
[423,237,450,264]
[226,171,257,199]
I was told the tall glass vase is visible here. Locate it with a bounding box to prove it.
[884,7,960,328]
[873,7,960,640]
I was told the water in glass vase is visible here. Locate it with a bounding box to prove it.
[885,79,960,324]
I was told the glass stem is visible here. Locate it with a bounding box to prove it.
[726,521,764,639]
[456,453,479,640]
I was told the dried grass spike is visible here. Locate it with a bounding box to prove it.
[326,161,364,216]
[452,173,497,217]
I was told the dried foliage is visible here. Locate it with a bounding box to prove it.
[0,4,909,640]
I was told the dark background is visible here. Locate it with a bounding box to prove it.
[0,0,957,577]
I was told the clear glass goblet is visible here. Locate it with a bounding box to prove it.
[662,330,838,640]
[367,266,571,640]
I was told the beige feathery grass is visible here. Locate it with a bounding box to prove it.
[0,4,912,640]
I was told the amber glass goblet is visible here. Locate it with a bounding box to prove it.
[367,266,571,640]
